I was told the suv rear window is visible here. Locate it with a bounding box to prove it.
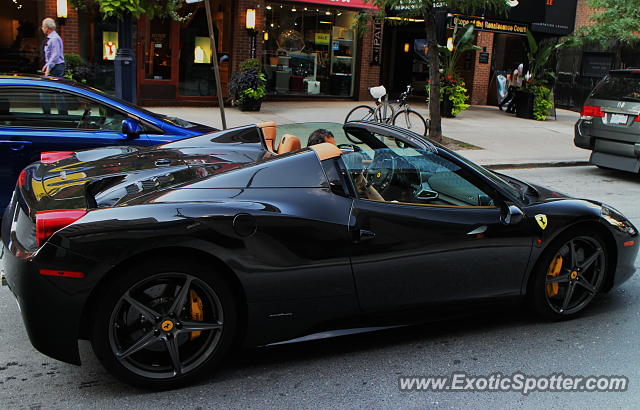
[591,72,640,102]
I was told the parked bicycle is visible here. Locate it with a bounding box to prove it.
[345,85,429,136]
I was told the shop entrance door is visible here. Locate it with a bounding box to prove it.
[137,18,180,102]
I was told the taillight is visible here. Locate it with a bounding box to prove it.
[634,114,640,122]
[41,151,74,164]
[580,105,605,119]
[35,209,87,247]
[18,169,27,187]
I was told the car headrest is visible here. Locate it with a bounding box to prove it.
[258,121,277,152]
[310,143,342,161]
[277,134,301,154]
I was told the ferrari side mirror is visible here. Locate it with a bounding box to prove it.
[501,202,524,225]
[122,118,143,139]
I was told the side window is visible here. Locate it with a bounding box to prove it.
[0,88,127,131]
[341,147,495,207]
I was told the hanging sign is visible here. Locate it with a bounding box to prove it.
[371,22,382,66]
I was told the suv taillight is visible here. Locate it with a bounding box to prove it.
[634,114,640,122]
[580,105,605,119]
[41,151,74,164]
[36,209,87,247]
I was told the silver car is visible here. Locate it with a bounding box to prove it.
[574,69,640,172]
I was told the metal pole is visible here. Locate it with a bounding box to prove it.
[204,0,227,129]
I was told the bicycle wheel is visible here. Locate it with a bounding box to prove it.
[345,105,376,123]
[393,109,428,136]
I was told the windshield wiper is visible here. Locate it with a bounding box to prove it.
[621,96,640,102]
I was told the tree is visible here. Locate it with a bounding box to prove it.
[359,0,508,142]
[70,0,188,20]
[571,0,640,45]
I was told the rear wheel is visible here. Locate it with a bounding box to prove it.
[345,105,376,123]
[91,259,237,389]
[393,109,428,136]
[529,229,607,320]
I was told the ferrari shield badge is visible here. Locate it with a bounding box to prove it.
[535,214,548,230]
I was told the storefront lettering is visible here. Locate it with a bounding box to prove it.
[371,22,383,66]
[450,15,528,35]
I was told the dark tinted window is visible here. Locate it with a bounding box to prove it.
[591,72,640,102]
[0,88,128,130]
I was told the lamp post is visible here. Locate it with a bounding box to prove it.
[246,8,258,59]
[114,12,136,103]
[56,0,67,26]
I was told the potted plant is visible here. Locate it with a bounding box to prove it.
[516,32,561,120]
[229,58,267,112]
[438,74,469,118]
[434,23,478,118]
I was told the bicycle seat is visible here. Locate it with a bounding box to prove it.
[369,85,387,100]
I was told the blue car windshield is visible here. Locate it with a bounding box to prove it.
[91,88,197,128]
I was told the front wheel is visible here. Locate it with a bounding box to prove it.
[392,109,428,136]
[345,105,376,123]
[91,259,237,389]
[529,229,607,320]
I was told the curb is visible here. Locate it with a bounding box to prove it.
[483,161,591,170]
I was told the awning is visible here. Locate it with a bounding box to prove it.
[283,0,377,10]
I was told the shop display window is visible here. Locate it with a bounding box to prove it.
[263,3,357,97]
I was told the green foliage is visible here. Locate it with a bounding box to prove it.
[433,74,470,117]
[525,32,562,86]
[439,23,481,78]
[239,58,262,72]
[64,53,95,84]
[64,53,85,71]
[71,0,191,20]
[230,60,267,106]
[531,85,553,121]
[571,0,640,46]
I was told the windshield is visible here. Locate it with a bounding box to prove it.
[85,86,199,128]
[341,146,497,206]
[591,72,640,102]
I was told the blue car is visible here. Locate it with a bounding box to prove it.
[0,75,215,211]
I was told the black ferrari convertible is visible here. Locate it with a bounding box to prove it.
[2,121,638,389]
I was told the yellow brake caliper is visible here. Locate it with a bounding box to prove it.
[188,289,203,340]
[546,253,563,297]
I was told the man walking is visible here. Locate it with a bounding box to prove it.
[40,18,66,114]
[41,18,65,77]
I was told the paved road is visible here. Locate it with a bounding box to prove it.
[0,165,638,409]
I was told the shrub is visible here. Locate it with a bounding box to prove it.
[531,85,553,121]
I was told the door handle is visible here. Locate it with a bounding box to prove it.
[354,229,376,243]
[467,225,487,235]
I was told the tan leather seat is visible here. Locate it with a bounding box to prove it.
[277,134,301,154]
[257,121,277,152]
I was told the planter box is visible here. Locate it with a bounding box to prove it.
[239,98,263,112]
[515,90,534,119]
[441,93,455,118]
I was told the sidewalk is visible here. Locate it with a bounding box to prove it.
[149,101,588,168]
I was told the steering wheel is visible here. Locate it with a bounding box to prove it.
[365,150,397,196]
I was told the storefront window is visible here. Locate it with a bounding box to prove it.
[91,18,118,94]
[263,3,358,97]
[144,19,172,80]
[178,6,218,96]
[0,0,45,74]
